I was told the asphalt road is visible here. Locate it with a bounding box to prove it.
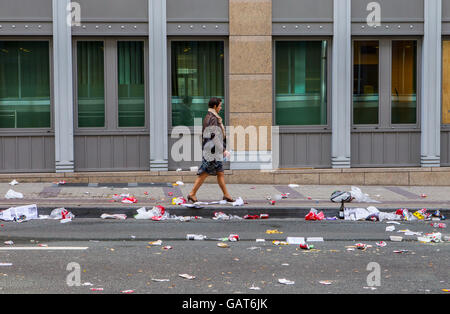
[0,218,448,294]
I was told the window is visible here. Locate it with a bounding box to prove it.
[77,41,105,128]
[0,41,51,128]
[353,39,418,127]
[171,41,225,127]
[353,41,379,125]
[443,40,450,124]
[118,41,145,127]
[391,41,417,124]
[275,41,328,126]
[76,40,146,129]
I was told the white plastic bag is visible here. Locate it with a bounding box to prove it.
[350,187,380,203]
[5,189,23,199]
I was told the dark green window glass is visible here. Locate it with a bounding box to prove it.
[171,41,225,126]
[77,41,105,128]
[353,41,379,125]
[0,41,50,128]
[391,40,417,124]
[275,41,328,125]
[118,41,145,127]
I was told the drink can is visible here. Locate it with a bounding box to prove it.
[228,234,239,242]
[260,214,269,219]
[299,244,313,250]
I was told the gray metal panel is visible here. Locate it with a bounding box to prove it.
[0,0,52,21]
[278,132,332,168]
[167,0,228,22]
[443,0,450,21]
[272,23,333,36]
[352,22,424,35]
[77,0,148,21]
[167,22,228,36]
[441,131,450,165]
[168,131,202,170]
[351,131,421,167]
[272,0,334,22]
[71,23,148,36]
[74,135,150,171]
[352,0,424,22]
[0,136,55,173]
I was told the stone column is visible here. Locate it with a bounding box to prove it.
[421,0,442,167]
[229,0,273,170]
[148,0,169,171]
[53,0,74,172]
[331,0,352,168]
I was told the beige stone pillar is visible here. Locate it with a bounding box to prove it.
[228,0,273,169]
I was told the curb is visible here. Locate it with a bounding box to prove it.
[5,206,450,219]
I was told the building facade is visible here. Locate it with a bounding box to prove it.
[0,0,449,173]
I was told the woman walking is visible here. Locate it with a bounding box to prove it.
[187,97,234,203]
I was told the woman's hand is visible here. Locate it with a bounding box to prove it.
[223,150,231,159]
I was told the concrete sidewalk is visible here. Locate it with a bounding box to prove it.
[1,182,450,218]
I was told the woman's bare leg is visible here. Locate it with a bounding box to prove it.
[217,172,232,199]
[189,172,209,199]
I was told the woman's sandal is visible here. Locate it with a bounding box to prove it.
[188,194,198,203]
[223,196,235,203]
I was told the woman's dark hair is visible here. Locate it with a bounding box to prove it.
[208,97,222,109]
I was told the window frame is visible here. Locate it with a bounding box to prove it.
[351,36,421,131]
[73,37,149,135]
[272,37,332,132]
[0,37,54,134]
[167,37,229,132]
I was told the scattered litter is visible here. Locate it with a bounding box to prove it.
[350,187,380,203]
[186,234,207,240]
[386,226,396,232]
[243,214,269,220]
[305,208,324,221]
[179,274,195,280]
[232,197,244,206]
[278,278,295,285]
[217,243,229,248]
[364,286,377,291]
[174,181,184,186]
[387,221,401,225]
[0,263,12,266]
[152,278,170,282]
[266,229,283,234]
[319,280,333,285]
[249,284,261,290]
[148,240,163,246]
[299,243,314,250]
[9,180,18,186]
[390,236,403,242]
[50,208,75,222]
[90,288,104,291]
[418,232,442,243]
[376,241,387,247]
[431,223,446,229]
[100,214,127,220]
[393,250,410,254]
[5,189,23,199]
[134,206,167,221]
[288,184,299,188]
[212,212,242,221]
[190,166,198,172]
[163,246,172,250]
[176,168,182,172]
[228,234,240,242]
[121,290,135,294]
[0,204,38,222]
[256,239,265,242]
[286,237,305,245]
[121,196,138,204]
[306,237,324,242]
[247,247,261,250]
[355,243,372,250]
[172,197,187,205]
[272,241,288,246]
